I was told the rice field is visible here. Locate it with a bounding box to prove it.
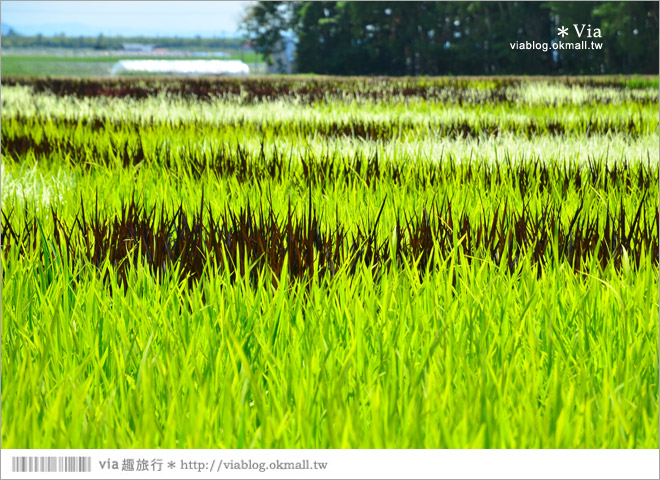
[1,76,658,449]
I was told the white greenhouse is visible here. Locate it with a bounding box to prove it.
[110,60,250,76]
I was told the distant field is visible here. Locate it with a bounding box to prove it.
[1,51,263,76]
[1,76,658,449]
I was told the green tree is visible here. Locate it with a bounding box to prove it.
[242,2,298,65]
[594,1,659,73]
[242,1,658,75]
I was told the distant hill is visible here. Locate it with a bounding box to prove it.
[1,23,14,35]
[2,33,245,51]
[0,23,240,38]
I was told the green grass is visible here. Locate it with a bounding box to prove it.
[1,51,262,76]
[1,76,658,449]
[2,249,657,448]
[2,59,118,77]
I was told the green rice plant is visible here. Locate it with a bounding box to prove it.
[2,237,657,448]
[3,193,657,287]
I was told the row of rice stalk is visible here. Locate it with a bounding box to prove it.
[4,112,657,163]
[3,76,522,104]
[3,192,657,289]
[3,237,657,448]
[4,160,653,270]
[4,136,656,194]
[3,76,658,105]
[3,86,657,137]
[3,119,657,193]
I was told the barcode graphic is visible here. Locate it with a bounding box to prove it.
[11,457,92,473]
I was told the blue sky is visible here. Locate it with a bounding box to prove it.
[1,1,255,37]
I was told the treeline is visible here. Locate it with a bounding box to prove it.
[243,1,659,75]
[1,32,244,51]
